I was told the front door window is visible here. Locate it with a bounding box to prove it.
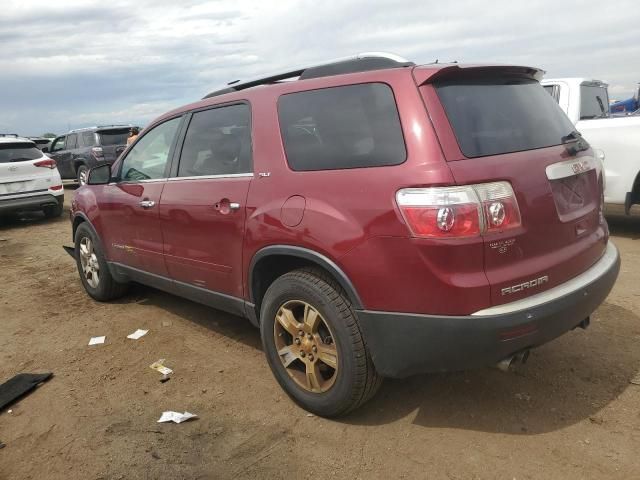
[119,117,181,181]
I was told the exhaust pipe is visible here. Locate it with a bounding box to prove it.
[496,350,530,372]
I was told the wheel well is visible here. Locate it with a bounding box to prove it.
[74,161,87,173]
[633,171,640,194]
[250,253,359,321]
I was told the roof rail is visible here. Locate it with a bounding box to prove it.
[68,124,133,133]
[0,133,19,137]
[203,52,414,99]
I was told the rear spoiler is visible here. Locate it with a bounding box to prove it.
[414,64,545,85]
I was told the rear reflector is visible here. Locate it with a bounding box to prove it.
[50,185,63,191]
[34,159,57,169]
[396,182,521,238]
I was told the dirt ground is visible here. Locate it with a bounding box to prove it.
[0,187,639,480]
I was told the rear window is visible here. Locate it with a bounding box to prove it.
[278,83,406,171]
[580,84,610,120]
[98,129,130,146]
[435,78,575,158]
[0,143,42,163]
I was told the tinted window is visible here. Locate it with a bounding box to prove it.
[178,104,252,177]
[66,134,78,149]
[120,117,181,181]
[50,136,66,152]
[278,83,406,171]
[580,85,610,120]
[98,129,131,146]
[435,78,575,158]
[0,143,42,163]
[82,132,97,147]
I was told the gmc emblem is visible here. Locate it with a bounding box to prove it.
[501,275,549,296]
[571,161,590,174]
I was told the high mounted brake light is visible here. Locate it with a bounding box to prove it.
[396,181,521,238]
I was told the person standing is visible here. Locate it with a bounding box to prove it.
[127,126,140,145]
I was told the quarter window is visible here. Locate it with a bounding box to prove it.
[119,117,181,182]
[278,83,406,171]
[82,132,97,147]
[178,104,252,177]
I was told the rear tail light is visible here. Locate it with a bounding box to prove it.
[91,147,104,160]
[50,185,63,191]
[34,159,57,169]
[396,181,521,238]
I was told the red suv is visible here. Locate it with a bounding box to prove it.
[69,53,620,416]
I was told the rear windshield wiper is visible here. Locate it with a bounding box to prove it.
[562,130,589,155]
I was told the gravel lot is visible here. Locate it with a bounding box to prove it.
[1,188,639,479]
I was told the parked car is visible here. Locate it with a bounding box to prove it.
[0,137,64,217]
[69,53,620,416]
[47,125,138,185]
[541,78,640,214]
[28,137,53,151]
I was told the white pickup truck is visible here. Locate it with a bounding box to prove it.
[541,78,640,214]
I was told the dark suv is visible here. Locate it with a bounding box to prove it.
[69,53,620,416]
[47,125,138,185]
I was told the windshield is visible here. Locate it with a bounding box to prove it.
[0,143,42,163]
[435,77,575,158]
[98,129,130,146]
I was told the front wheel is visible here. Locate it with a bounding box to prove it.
[260,268,382,417]
[74,222,128,301]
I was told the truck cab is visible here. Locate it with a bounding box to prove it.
[542,77,640,214]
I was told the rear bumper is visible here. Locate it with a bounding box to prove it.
[0,193,63,213]
[356,242,620,378]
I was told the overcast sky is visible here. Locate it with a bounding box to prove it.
[1,0,639,136]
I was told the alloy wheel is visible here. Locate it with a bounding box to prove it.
[273,300,339,393]
[79,237,100,288]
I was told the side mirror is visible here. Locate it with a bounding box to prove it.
[87,164,112,185]
[41,146,49,153]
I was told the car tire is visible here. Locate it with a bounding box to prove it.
[43,201,63,218]
[260,268,382,417]
[74,222,128,301]
[76,165,89,186]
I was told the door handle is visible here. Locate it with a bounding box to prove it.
[213,200,240,214]
[139,200,156,209]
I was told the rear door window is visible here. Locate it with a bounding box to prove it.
[580,84,610,120]
[278,83,406,171]
[0,143,42,163]
[66,134,78,150]
[435,78,575,158]
[178,104,252,177]
[119,118,181,182]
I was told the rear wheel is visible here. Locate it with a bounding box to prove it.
[260,268,382,417]
[76,165,89,186]
[74,223,128,301]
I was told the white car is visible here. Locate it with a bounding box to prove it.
[541,78,640,214]
[0,137,64,217]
